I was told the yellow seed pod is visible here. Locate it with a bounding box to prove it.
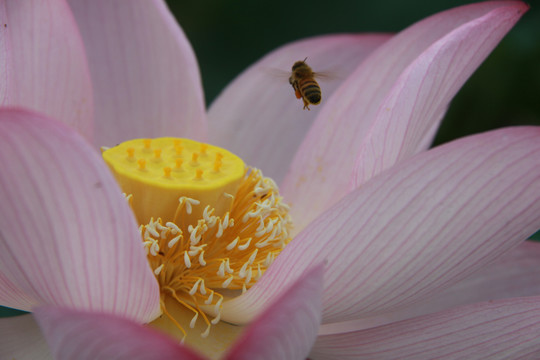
[102,138,245,225]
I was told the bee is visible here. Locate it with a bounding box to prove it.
[289,58,322,110]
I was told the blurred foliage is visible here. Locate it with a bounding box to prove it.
[166,0,540,145]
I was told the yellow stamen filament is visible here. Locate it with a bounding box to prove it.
[142,169,291,338]
[102,138,292,341]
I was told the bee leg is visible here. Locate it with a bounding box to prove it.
[302,98,311,110]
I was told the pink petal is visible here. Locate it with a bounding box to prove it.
[383,240,540,323]
[221,127,540,325]
[0,0,93,141]
[351,2,528,188]
[0,109,160,323]
[33,306,205,360]
[0,314,52,360]
[208,34,390,184]
[320,240,540,333]
[67,0,207,147]
[311,297,540,359]
[281,1,528,232]
[225,265,324,360]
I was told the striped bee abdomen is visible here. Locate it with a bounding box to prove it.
[298,78,321,105]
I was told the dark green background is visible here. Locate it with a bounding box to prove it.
[166,0,540,147]
[1,1,538,317]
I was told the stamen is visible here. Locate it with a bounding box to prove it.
[238,238,252,251]
[226,237,239,251]
[184,251,191,268]
[190,312,198,328]
[109,144,294,342]
[154,264,164,276]
[189,279,201,296]
[222,276,234,288]
[198,251,206,266]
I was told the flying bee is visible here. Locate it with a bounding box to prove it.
[289,58,322,110]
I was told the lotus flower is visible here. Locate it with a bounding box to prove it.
[1,1,540,359]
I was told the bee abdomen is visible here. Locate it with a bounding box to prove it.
[299,79,321,104]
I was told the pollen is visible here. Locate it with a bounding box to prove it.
[102,138,292,340]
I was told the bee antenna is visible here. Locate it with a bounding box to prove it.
[303,57,308,62]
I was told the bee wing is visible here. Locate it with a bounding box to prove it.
[312,70,341,82]
[261,67,291,81]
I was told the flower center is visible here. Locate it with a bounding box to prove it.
[102,138,292,339]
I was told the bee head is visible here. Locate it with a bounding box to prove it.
[292,57,308,71]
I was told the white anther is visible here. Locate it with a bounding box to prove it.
[238,238,252,251]
[150,241,159,257]
[263,252,273,267]
[145,226,159,239]
[245,267,253,284]
[180,197,200,215]
[201,324,211,338]
[199,279,207,295]
[264,226,278,243]
[190,226,201,245]
[224,259,234,274]
[198,251,206,266]
[211,312,221,325]
[226,237,239,251]
[222,276,234,288]
[166,222,181,234]
[215,221,224,238]
[224,192,234,200]
[217,261,225,277]
[205,291,214,305]
[239,262,249,278]
[255,239,270,248]
[189,279,200,296]
[242,209,260,223]
[222,213,230,227]
[248,249,258,265]
[190,312,198,328]
[203,205,214,221]
[214,297,223,314]
[184,251,191,268]
[168,234,182,248]
[256,263,262,280]
[153,264,164,276]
